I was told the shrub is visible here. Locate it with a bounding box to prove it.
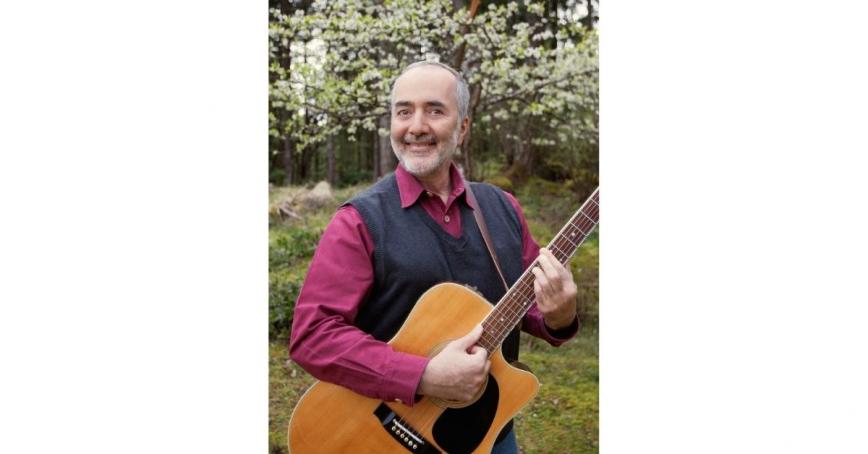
[269,267,304,339]
[483,175,514,193]
[269,226,322,339]
[269,227,320,270]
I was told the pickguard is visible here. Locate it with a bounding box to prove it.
[431,374,500,453]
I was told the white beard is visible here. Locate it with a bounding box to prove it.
[391,127,460,177]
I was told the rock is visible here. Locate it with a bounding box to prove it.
[299,181,333,210]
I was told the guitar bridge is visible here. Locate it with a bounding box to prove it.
[374,403,441,453]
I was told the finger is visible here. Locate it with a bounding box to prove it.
[532,265,555,299]
[462,324,483,344]
[537,250,564,291]
[531,265,550,290]
[469,345,488,357]
[533,273,543,297]
[543,248,572,281]
[452,324,483,352]
[533,277,552,311]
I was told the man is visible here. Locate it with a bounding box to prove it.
[289,61,579,453]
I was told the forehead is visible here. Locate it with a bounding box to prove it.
[392,66,458,108]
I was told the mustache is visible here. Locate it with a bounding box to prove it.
[403,135,436,144]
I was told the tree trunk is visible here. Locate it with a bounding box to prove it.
[327,134,336,184]
[353,136,362,182]
[546,0,559,50]
[460,83,483,180]
[283,135,294,185]
[373,129,381,179]
[451,0,480,70]
[377,114,395,177]
[450,0,482,179]
[301,146,312,182]
[507,120,534,181]
[516,121,535,177]
[582,0,596,30]
[452,0,466,68]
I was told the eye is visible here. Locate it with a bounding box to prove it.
[430,108,444,115]
[396,109,410,117]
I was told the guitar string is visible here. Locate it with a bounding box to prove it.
[427,215,599,434]
[413,190,599,434]
[482,214,598,348]
[488,207,598,336]
[483,234,596,344]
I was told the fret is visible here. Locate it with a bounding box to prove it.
[569,226,590,244]
[553,249,571,265]
[480,187,598,352]
[560,231,579,246]
[570,222,588,238]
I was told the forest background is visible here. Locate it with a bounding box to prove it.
[269,0,599,452]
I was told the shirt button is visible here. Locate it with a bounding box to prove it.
[444,215,451,223]
[394,398,403,404]
[426,191,433,197]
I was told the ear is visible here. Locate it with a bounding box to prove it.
[457,116,470,145]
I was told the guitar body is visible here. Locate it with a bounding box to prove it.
[288,282,540,453]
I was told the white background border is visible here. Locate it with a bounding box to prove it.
[1,1,866,452]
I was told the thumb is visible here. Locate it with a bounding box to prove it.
[453,324,484,351]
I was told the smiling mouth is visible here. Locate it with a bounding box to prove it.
[405,142,436,152]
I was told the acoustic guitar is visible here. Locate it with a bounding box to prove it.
[288,187,599,453]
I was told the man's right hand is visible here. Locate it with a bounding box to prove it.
[417,324,491,402]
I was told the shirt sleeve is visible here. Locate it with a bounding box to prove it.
[288,205,429,406]
[502,191,580,346]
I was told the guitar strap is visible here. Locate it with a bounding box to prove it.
[462,174,510,292]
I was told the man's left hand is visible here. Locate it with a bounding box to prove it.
[531,248,578,330]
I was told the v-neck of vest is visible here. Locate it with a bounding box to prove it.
[409,200,478,250]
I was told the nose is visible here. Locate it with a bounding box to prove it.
[407,110,428,136]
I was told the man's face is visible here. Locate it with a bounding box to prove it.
[390,66,468,178]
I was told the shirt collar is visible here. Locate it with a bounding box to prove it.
[394,163,476,210]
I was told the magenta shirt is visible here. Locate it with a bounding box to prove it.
[289,164,578,406]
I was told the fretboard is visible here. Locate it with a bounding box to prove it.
[478,187,599,354]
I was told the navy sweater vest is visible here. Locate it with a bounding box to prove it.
[346,173,525,362]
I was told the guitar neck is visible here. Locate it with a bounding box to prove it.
[478,187,599,353]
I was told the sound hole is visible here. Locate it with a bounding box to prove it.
[431,374,500,453]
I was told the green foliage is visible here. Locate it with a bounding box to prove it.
[483,174,514,193]
[269,267,304,340]
[269,183,370,339]
[572,233,599,327]
[336,166,374,187]
[269,226,322,338]
[269,227,321,270]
